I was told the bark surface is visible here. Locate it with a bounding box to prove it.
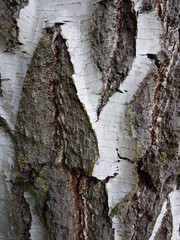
[0,0,179,240]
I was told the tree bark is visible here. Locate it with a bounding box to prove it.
[0,0,179,240]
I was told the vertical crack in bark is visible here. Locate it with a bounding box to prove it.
[47,29,61,164]
[151,56,169,146]
[57,150,115,240]
[58,153,85,240]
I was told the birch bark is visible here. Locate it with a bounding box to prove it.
[0,0,179,239]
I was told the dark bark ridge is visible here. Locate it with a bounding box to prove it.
[91,0,137,118]
[12,26,114,240]
[0,0,29,51]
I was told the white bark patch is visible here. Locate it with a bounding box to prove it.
[169,189,180,240]
[133,0,143,12]
[24,191,46,240]
[0,53,28,128]
[149,200,168,240]
[17,0,43,56]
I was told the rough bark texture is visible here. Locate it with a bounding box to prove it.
[114,1,180,239]
[154,200,173,240]
[0,0,28,51]
[91,0,137,116]
[12,26,113,240]
[0,0,179,240]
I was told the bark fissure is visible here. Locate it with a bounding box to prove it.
[58,155,85,240]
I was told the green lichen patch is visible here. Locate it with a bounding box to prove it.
[133,142,141,163]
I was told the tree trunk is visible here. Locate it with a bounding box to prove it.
[0,0,179,239]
